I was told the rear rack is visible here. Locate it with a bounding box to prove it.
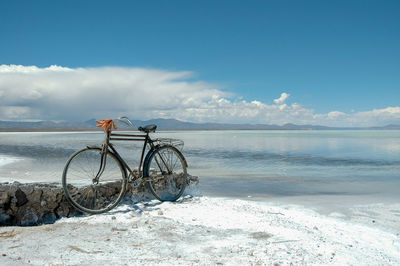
[154,138,184,151]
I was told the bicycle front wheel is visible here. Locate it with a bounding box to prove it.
[144,145,187,201]
[62,147,127,214]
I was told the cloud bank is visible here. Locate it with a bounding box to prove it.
[273,92,290,104]
[0,65,399,127]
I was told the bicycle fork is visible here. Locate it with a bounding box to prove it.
[93,145,108,184]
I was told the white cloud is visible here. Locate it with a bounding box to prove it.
[0,64,225,121]
[0,64,399,127]
[273,92,290,104]
[327,111,347,119]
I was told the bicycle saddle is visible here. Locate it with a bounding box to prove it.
[138,124,157,133]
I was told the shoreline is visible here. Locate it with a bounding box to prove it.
[1,128,400,133]
[1,196,399,265]
[1,177,400,233]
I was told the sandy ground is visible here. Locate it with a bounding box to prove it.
[1,196,399,265]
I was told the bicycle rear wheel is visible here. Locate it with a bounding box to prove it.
[144,145,187,201]
[62,147,127,214]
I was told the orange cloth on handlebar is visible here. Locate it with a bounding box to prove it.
[96,119,117,132]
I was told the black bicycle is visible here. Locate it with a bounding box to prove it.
[62,117,188,214]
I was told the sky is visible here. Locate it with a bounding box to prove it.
[0,0,399,126]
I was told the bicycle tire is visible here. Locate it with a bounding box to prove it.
[62,147,127,214]
[144,145,187,201]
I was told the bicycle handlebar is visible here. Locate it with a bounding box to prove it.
[96,116,134,132]
[115,116,133,127]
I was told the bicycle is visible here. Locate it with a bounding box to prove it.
[62,117,188,214]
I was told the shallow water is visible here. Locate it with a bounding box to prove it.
[0,130,399,213]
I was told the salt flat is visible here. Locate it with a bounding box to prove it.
[1,197,399,265]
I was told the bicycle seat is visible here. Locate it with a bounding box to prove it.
[138,124,157,133]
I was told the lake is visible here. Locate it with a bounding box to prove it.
[1,130,400,214]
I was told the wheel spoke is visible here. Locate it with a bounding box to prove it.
[146,146,187,201]
[63,148,126,214]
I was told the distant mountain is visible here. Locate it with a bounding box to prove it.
[370,124,400,130]
[1,118,400,131]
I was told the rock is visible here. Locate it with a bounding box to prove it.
[0,191,10,206]
[42,212,57,224]
[56,202,71,217]
[0,214,12,225]
[21,185,34,195]
[187,174,199,185]
[28,189,43,203]
[15,188,28,207]
[20,210,38,226]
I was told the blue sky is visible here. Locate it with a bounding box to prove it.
[0,0,399,126]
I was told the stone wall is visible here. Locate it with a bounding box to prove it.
[0,182,76,226]
[0,175,198,226]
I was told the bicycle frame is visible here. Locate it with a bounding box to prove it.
[93,130,155,183]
